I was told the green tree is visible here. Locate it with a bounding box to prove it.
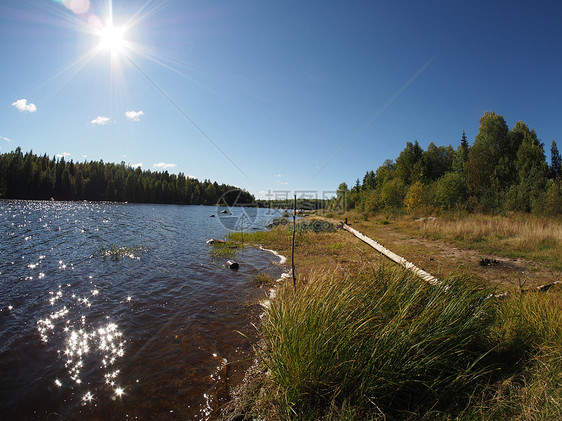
[434,172,467,210]
[404,181,425,212]
[544,180,562,215]
[452,131,469,175]
[551,140,561,179]
[505,135,548,213]
[363,189,381,213]
[375,159,396,186]
[362,170,376,190]
[0,148,254,205]
[395,141,424,184]
[466,112,510,198]
[337,182,349,199]
[380,178,405,210]
[422,142,455,182]
[353,178,361,193]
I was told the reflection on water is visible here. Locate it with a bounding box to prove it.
[0,201,284,419]
[37,283,126,403]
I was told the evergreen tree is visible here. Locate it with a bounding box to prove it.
[362,170,376,190]
[395,141,424,184]
[0,148,254,205]
[460,130,469,156]
[354,178,361,192]
[551,140,561,179]
[453,131,470,175]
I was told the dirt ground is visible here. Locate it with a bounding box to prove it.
[337,216,560,292]
[241,215,559,293]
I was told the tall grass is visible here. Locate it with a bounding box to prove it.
[258,267,496,418]
[417,214,562,269]
[467,288,562,420]
[420,215,562,247]
[225,270,562,420]
[228,228,288,245]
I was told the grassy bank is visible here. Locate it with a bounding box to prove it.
[221,217,561,420]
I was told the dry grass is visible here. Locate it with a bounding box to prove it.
[228,222,376,278]
[330,211,561,289]
[416,214,562,269]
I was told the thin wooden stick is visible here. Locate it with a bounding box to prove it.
[291,194,297,290]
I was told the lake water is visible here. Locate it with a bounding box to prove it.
[0,201,285,419]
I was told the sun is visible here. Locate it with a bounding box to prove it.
[98,24,127,54]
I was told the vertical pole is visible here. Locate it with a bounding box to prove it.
[291,194,296,290]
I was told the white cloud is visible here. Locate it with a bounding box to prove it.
[12,99,37,113]
[274,174,283,178]
[56,152,71,158]
[187,175,197,179]
[1,136,11,142]
[125,110,144,122]
[82,154,88,158]
[128,162,143,168]
[90,116,111,125]
[153,162,177,170]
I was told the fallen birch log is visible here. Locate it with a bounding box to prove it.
[342,223,441,286]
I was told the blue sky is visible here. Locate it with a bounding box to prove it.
[1,0,561,199]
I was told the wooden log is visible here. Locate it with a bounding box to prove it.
[342,223,440,286]
[537,281,560,292]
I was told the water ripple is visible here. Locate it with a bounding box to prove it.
[0,200,284,418]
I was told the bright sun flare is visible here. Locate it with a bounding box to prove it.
[98,24,126,54]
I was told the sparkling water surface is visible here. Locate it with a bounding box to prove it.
[0,201,284,419]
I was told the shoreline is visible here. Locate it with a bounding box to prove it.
[257,246,290,308]
[220,214,562,420]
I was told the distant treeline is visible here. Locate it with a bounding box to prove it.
[331,111,562,215]
[0,147,254,205]
[255,198,329,210]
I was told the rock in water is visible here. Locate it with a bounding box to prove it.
[226,260,239,270]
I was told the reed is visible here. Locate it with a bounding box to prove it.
[228,228,287,245]
[258,267,496,418]
[253,272,276,287]
[208,241,241,259]
[99,243,149,259]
